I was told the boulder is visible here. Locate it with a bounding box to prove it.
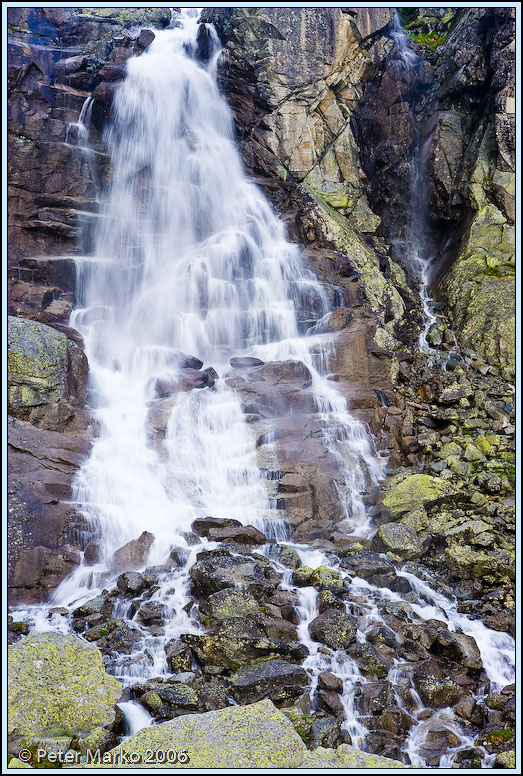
[112,531,155,573]
[116,571,146,595]
[191,516,241,536]
[300,744,404,768]
[203,587,260,620]
[230,356,264,368]
[189,550,279,598]
[381,474,457,520]
[230,659,309,703]
[8,633,121,738]
[309,610,357,650]
[181,619,300,669]
[84,699,307,768]
[372,523,423,560]
[207,524,267,545]
[164,640,193,674]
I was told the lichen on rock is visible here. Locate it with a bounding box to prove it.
[8,633,122,739]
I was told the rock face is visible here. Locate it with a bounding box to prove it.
[8,316,87,429]
[7,416,90,604]
[85,699,404,769]
[204,7,418,348]
[8,633,121,738]
[354,7,515,375]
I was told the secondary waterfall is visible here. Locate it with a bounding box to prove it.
[389,14,441,351]
[13,10,514,767]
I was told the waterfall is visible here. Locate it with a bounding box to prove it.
[49,10,384,659]
[389,14,441,351]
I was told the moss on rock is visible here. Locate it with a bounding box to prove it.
[8,316,68,408]
[381,473,457,520]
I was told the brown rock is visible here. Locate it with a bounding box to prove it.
[112,531,155,573]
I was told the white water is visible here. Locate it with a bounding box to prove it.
[12,10,515,766]
[45,9,384,667]
[118,701,153,738]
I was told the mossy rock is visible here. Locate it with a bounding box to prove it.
[8,633,122,738]
[80,7,171,27]
[8,316,68,409]
[373,523,423,560]
[300,744,404,768]
[495,749,515,768]
[84,699,306,768]
[381,473,457,520]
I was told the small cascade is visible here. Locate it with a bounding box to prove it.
[388,14,447,354]
[118,701,154,738]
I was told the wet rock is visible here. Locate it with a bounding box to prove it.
[268,544,302,570]
[417,722,462,766]
[293,565,344,592]
[191,516,242,537]
[182,618,299,670]
[318,671,343,694]
[316,689,345,718]
[339,552,395,585]
[309,609,357,650]
[230,659,308,704]
[136,602,166,626]
[348,642,394,678]
[203,586,260,620]
[207,524,267,545]
[310,717,342,749]
[112,531,155,573]
[360,682,393,714]
[146,680,199,710]
[154,368,214,396]
[230,356,264,368]
[95,619,142,655]
[84,539,102,566]
[72,595,113,619]
[189,550,279,598]
[116,571,146,595]
[414,669,467,708]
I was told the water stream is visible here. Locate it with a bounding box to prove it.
[12,10,514,767]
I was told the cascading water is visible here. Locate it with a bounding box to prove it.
[45,8,384,679]
[13,10,515,767]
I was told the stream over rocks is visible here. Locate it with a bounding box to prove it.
[8,8,515,770]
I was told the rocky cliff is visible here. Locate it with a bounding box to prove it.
[7,7,515,769]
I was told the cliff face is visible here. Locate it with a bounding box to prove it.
[352,7,515,378]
